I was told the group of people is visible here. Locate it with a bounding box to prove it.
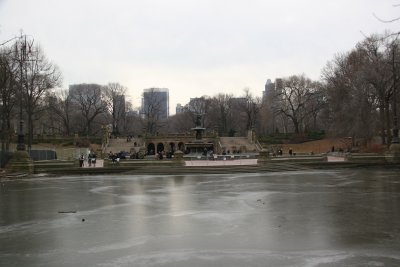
[203,148,214,158]
[155,150,174,160]
[79,152,97,167]
[221,149,240,155]
[271,148,295,157]
[126,135,134,142]
[108,151,120,164]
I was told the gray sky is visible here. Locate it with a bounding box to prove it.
[0,0,399,114]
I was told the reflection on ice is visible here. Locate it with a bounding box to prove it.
[89,186,120,195]
[80,236,151,254]
[96,248,400,267]
[1,169,400,266]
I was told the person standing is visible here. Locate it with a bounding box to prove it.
[92,153,97,167]
[79,154,85,167]
[88,153,92,167]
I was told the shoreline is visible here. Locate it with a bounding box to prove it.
[2,160,399,179]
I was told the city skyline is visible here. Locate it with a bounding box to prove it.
[1,0,399,115]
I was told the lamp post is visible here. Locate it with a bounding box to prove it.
[389,39,400,164]
[391,41,399,145]
[392,84,399,144]
[14,34,34,151]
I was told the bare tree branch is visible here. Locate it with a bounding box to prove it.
[373,12,400,23]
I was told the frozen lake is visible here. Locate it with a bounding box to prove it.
[1,169,400,266]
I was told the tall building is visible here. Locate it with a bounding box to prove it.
[176,103,185,114]
[263,78,283,100]
[263,79,274,100]
[141,88,169,119]
[274,78,283,95]
[261,78,285,134]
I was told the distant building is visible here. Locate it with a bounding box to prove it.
[176,103,185,114]
[69,84,102,102]
[263,78,283,100]
[263,79,274,99]
[261,78,285,134]
[274,78,283,95]
[141,88,169,119]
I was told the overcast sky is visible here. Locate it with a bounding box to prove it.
[0,0,399,114]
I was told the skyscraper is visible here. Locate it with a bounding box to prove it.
[141,88,169,120]
[274,78,283,95]
[176,103,185,114]
[263,79,275,100]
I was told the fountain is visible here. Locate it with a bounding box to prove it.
[183,114,258,166]
[184,114,214,155]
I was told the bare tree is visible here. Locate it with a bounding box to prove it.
[239,88,262,131]
[70,84,106,136]
[104,82,127,136]
[259,79,287,134]
[387,37,400,143]
[167,112,193,133]
[187,96,211,128]
[47,89,72,135]
[0,47,18,152]
[208,94,233,136]
[322,51,378,142]
[141,88,168,135]
[14,41,62,151]
[275,75,321,134]
[357,34,394,144]
[120,99,139,135]
[303,82,326,132]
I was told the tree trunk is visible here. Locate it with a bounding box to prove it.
[6,117,11,151]
[292,119,300,134]
[385,98,392,146]
[27,112,33,152]
[64,119,70,136]
[379,102,386,145]
[86,120,91,137]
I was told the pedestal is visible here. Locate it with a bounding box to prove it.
[173,150,184,162]
[6,150,33,174]
[258,149,270,164]
[386,143,400,163]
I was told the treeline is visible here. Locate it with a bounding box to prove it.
[0,34,139,152]
[1,31,399,151]
[0,34,61,152]
[168,32,400,147]
[322,32,400,146]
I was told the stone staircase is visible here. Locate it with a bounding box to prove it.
[219,137,260,153]
[106,138,139,154]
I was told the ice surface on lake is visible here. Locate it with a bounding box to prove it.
[1,169,400,266]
